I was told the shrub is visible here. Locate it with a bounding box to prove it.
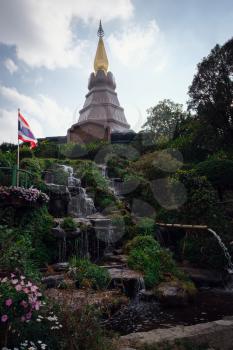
[20,157,42,177]
[34,141,60,158]
[19,206,55,266]
[135,217,156,236]
[195,159,233,192]
[61,217,77,231]
[0,186,49,206]
[60,305,114,350]
[19,145,33,159]
[127,236,187,288]
[0,273,42,347]
[69,257,110,290]
[127,236,162,288]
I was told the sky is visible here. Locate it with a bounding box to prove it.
[0,0,233,144]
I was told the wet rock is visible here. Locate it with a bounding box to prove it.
[42,275,64,288]
[51,226,66,239]
[139,290,156,302]
[181,267,223,287]
[155,281,197,307]
[52,262,69,272]
[119,318,233,350]
[108,267,144,298]
[66,227,81,239]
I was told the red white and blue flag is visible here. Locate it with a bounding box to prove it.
[18,110,37,149]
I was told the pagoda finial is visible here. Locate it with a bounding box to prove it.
[94,20,109,74]
[97,20,104,38]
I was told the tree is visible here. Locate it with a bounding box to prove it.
[188,37,233,147]
[142,99,188,142]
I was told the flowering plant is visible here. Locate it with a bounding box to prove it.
[0,273,42,347]
[0,186,49,206]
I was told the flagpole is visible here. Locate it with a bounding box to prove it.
[17,108,20,187]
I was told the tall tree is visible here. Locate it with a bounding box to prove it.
[143,99,187,141]
[188,38,233,146]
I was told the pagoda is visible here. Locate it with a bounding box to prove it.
[67,21,130,144]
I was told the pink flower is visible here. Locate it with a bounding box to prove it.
[1,277,7,283]
[11,273,15,278]
[5,299,13,307]
[11,279,18,285]
[20,275,26,280]
[20,300,28,308]
[26,312,32,320]
[23,288,29,294]
[15,284,22,291]
[26,282,32,287]
[34,301,41,311]
[1,315,8,322]
[31,285,38,292]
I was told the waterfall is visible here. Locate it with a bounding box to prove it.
[133,277,146,302]
[58,237,67,262]
[55,164,96,218]
[208,228,233,272]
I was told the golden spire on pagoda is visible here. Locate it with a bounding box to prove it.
[94,20,109,74]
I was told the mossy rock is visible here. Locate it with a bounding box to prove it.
[153,280,197,306]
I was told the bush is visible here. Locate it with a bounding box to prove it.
[61,217,77,231]
[19,206,55,266]
[69,257,110,290]
[195,159,233,192]
[127,236,186,288]
[135,217,156,236]
[0,226,40,280]
[60,305,114,350]
[0,273,42,348]
[34,141,60,158]
[127,236,162,288]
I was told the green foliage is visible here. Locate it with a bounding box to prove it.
[180,234,226,270]
[19,206,56,266]
[60,305,114,350]
[195,159,233,190]
[127,236,162,287]
[19,145,33,158]
[61,217,77,231]
[164,170,223,227]
[69,257,110,290]
[20,157,42,179]
[127,236,187,288]
[0,150,15,167]
[60,140,109,160]
[188,38,233,152]
[34,141,61,158]
[0,226,39,280]
[135,217,156,236]
[143,99,188,142]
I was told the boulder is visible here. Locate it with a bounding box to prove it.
[51,226,66,239]
[154,280,197,307]
[181,267,223,287]
[42,275,64,288]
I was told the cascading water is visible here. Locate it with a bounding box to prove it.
[207,228,233,272]
[56,165,96,218]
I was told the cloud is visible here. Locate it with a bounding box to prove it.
[108,20,165,69]
[4,58,18,74]
[0,85,73,143]
[0,0,133,69]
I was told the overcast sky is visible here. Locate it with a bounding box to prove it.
[0,0,232,144]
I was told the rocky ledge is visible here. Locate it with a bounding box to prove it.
[119,317,233,350]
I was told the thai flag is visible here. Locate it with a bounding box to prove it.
[18,111,37,149]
